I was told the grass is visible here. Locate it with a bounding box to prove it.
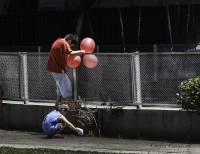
[0,147,113,154]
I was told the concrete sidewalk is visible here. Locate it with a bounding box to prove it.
[0,129,199,154]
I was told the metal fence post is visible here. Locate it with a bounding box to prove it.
[73,68,77,101]
[131,53,137,104]
[134,51,142,107]
[21,52,29,104]
[37,46,42,82]
[96,45,100,53]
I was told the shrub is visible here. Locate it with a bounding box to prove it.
[177,76,200,112]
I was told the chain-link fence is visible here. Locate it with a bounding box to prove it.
[0,52,21,100]
[1,51,200,106]
[138,52,200,105]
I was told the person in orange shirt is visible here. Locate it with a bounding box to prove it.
[47,34,85,106]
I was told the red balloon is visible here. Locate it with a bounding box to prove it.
[67,55,81,68]
[83,54,98,68]
[80,37,96,53]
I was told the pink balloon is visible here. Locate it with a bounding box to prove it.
[67,55,81,68]
[80,37,96,53]
[83,54,98,68]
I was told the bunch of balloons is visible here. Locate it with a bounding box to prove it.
[67,37,98,69]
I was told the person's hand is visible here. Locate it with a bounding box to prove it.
[75,127,84,136]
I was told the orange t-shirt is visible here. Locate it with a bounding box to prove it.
[46,38,71,73]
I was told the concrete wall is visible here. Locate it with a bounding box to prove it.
[0,103,200,141]
[0,103,53,132]
[98,109,200,141]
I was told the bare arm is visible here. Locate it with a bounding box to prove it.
[57,115,77,132]
[70,50,85,55]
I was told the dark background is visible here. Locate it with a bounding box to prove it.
[0,0,200,51]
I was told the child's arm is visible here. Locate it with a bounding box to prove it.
[58,115,76,132]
